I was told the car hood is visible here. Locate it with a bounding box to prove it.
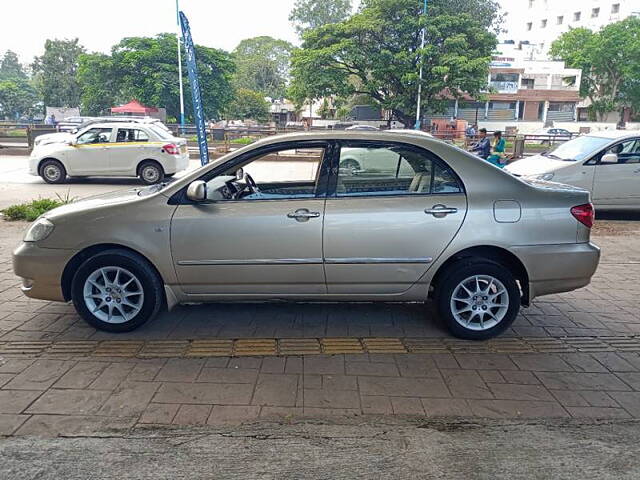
[34,132,73,146]
[505,154,572,176]
[43,186,164,221]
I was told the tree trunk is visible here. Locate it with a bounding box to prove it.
[393,109,416,129]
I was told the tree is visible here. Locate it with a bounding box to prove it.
[32,39,85,107]
[550,17,640,121]
[225,88,270,121]
[289,0,352,36]
[0,79,40,119]
[289,0,498,127]
[0,50,27,80]
[78,34,235,121]
[232,36,293,99]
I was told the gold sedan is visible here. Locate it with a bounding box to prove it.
[13,131,600,339]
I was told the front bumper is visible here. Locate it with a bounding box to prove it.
[511,242,601,300]
[13,242,77,302]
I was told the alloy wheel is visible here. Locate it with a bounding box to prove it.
[450,275,509,331]
[83,266,144,324]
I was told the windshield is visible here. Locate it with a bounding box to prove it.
[149,124,174,140]
[545,135,612,162]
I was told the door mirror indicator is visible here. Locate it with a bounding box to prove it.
[186,180,207,202]
[601,153,618,164]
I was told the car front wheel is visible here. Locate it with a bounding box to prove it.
[435,261,520,340]
[71,249,164,332]
[40,159,67,184]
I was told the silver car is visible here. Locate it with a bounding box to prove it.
[13,131,600,340]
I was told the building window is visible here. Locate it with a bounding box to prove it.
[548,102,575,112]
[557,16,564,25]
[612,4,620,14]
[574,11,581,21]
[541,19,547,28]
[526,22,533,31]
[592,7,600,18]
[522,78,535,89]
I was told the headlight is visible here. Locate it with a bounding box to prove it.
[24,218,55,242]
[537,172,555,181]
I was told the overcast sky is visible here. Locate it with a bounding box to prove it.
[2,0,515,64]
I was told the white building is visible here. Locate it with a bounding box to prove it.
[502,0,640,58]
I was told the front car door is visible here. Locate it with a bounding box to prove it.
[67,127,114,175]
[170,141,330,297]
[592,138,640,207]
[323,141,467,295]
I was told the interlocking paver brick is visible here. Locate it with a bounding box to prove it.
[469,400,568,418]
[88,362,135,390]
[345,361,399,376]
[127,360,166,381]
[500,370,540,385]
[54,361,108,389]
[155,358,205,382]
[0,358,34,374]
[358,376,449,398]
[551,390,590,407]
[154,382,254,405]
[303,355,345,375]
[304,388,360,409]
[26,389,110,415]
[510,354,573,372]
[260,357,285,373]
[0,390,41,413]
[390,397,425,415]
[564,406,631,419]
[172,404,211,425]
[15,414,135,436]
[361,395,392,414]
[197,367,259,384]
[98,381,160,417]
[421,398,472,417]
[207,405,260,425]
[139,403,179,424]
[478,370,505,384]
[252,374,298,406]
[442,370,493,399]
[590,353,638,372]
[4,359,73,390]
[322,375,358,391]
[536,372,632,391]
[487,383,555,402]
[615,372,640,391]
[455,354,519,371]
[558,353,609,373]
[608,392,640,417]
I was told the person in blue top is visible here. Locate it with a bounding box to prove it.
[487,131,507,168]
[470,128,491,159]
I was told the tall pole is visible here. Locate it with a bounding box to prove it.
[414,0,428,130]
[176,0,185,129]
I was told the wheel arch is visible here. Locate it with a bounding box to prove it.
[429,245,530,306]
[37,157,65,175]
[136,158,164,176]
[61,243,166,302]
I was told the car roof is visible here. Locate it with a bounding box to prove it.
[585,130,640,140]
[81,122,155,130]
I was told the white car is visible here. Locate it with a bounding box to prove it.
[29,122,189,185]
[506,130,640,210]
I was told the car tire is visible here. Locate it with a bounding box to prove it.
[434,260,520,340]
[138,160,164,185]
[71,249,164,333]
[339,159,361,175]
[39,159,67,184]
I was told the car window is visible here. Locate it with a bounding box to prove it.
[76,128,112,145]
[605,139,640,164]
[149,125,174,140]
[218,146,325,200]
[547,135,612,162]
[116,128,149,143]
[336,144,461,196]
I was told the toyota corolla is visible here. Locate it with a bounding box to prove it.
[13,131,600,340]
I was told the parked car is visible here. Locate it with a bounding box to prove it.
[345,124,380,131]
[506,130,640,210]
[531,128,573,145]
[57,116,93,133]
[13,131,600,339]
[34,117,171,147]
[29,122,189,185]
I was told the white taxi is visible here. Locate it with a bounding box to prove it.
[29,122,189,184]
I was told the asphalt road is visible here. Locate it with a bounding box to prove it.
[1,418,639,479]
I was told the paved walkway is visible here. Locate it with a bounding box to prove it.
[1,220,639,436]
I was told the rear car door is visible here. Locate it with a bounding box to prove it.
[323,141,467,295]
[593,138,640,207]
[111,127,152,175]
[68,127,114,175]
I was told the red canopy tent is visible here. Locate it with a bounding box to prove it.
[110,99,158,115]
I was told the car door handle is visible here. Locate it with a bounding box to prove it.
[287,209,321,221]
[425,205,458,217]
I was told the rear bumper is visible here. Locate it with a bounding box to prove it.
[511,242,601,300]
[13,242,77,302]
[166,153,189,174]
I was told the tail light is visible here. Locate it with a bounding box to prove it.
[571,203,594,229]
[163,143,179,155]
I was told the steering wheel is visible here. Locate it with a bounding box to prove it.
[244,173,260,194]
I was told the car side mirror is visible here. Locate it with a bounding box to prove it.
[601,153,618,164]
[186,180,207,202]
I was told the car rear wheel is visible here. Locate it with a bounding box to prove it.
[40,159,67,184]
[138,161,164,185]
[71,249,164,332]
[435,261,520,340]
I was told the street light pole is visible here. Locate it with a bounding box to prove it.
[176,0,185,130]
[414,0,428,130]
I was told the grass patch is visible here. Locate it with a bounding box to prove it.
[1,193,75,221]
[229,136,256,145]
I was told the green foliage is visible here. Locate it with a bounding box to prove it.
[2,198,63,221]
[289,0,353,37]
[32,39,85,108]
[289,0,498,126]
[0,51,28,80]
[551,17,640,120]
[225,88,270,121]
[232,37,293,99]
[78,34,234,121]
[0,50,40,119]
[229,136,256,145]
